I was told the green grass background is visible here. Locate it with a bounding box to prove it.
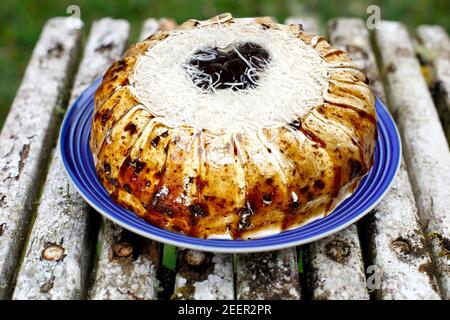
[0,0,449,130]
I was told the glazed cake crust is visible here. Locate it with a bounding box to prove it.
[90,14,377,239]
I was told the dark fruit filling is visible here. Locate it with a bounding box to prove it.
[187,42,270,91]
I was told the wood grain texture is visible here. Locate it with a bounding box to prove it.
[0,17,82,299]
[89,222,160,300]
[416,25,450,143]
[305,225,368,299]
[11,18,130,300]
[364,161,441,299]
[236,249,300,300]
[375,21,450,298]
[173,250,234,300]
[328,18,440,300]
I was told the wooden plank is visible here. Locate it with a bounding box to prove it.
[328,18,440,300]
[375,21,450,299]
[297,18,369,301]
[89,18,166,301]
[0,17,82,299]
[236,250,300,300]
[89,222,160,300]
[172,250,234,300]
[12,18,130,300]
[234,17,321,301]
[365,161,441,299]
[416,25,450,143]
[305,225,368,299]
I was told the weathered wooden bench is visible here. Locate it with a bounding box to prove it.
[0,15,449,300]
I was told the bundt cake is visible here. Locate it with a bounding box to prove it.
[90,13,377,239]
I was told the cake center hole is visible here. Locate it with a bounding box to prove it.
[186,42,270,91]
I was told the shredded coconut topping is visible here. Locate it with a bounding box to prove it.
[130,23,330,132]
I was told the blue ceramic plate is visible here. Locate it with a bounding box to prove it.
[60,77,401,253]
